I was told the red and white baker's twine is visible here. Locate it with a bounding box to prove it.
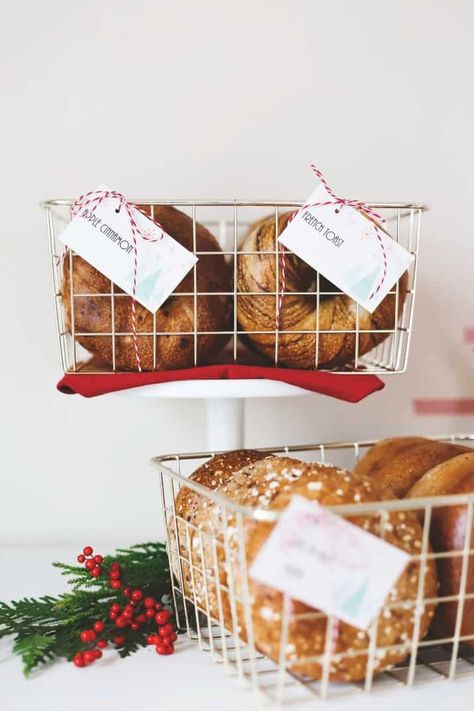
[276,165,388,329]
[71,190,164,372]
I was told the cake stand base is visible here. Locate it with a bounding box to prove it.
[112,379,312,450]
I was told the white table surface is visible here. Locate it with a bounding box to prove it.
[0,544,472,711]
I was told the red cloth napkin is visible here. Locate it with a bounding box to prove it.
[57,364,384,402]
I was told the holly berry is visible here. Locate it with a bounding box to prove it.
[97,640,108,649]
[130,589,143,602]
[145,609,156,619]
[115,616,128,628]
[155,610,171,625]
[122,586,131,598]
[122,605,134,618]
[80,629,96,643]
[93,620,105,633]
[94,649,103,659]
[83,546,93,557]
[144,597,156,609]
[146,634,158,645]
[110,579,121,590]
[73,652,85,667]
[159,623,174,637]
[85,559,96,572]
[93,554,103,564]
[113,636,125,645]
[135,614,146,625]
[155,602,163,611]
[83,649,97,665]
[110,603,121,614]
[168,631,177,642]
[77,554,86,564]
[110,562,121,573]
[130,622,139,631]
[156,644,173,655]
[91,566,102,578]
[109,610,118,621]
[109,569,121,581]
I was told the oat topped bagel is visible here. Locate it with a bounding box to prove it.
[168,449,267,597]
[244,465,437,682]
[188,456,319,627]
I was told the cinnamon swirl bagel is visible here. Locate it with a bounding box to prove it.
[236,212,408,369]
[61,206,232,371]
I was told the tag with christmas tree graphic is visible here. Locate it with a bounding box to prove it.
[250,495,410,629]
[278,184,414,313]
[58,184,197,313]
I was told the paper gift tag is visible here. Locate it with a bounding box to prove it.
[278,184,414,313]
[58,184,197,313]
[250,495,410,630]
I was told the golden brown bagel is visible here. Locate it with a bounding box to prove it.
[408,452,474,647]
[61,205,232,370]
[189,456,314,629]
[244,468,437,682]
[236,212,408,369]
[354,438,471,497]
[186,455,436,681]
[168,449,267,596]
[354,437,428,479]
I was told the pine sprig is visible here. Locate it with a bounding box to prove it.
[13,635,56,674]
[0,542,174,675]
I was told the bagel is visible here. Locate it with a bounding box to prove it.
[243,467,437,682]
[168,449,267,599]
[189,456,313,628]
[408,452,474,647]
[354,437,472,498]
[185,455,436,681]
[236,212,408,369]
[61,205,232,370]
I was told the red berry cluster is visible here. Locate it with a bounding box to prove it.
[145,608,177,655]
[72,546,177,668]
[77,546,103,578]
[72,620,106,668]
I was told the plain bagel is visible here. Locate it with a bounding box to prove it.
[354,437,472,498]
[408,452,474,647]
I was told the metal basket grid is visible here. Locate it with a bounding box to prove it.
[152,434,474,705]
[43,199,424,375]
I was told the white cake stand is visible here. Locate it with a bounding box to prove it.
[111,379,312,450]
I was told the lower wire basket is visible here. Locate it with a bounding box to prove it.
[151,435,474,704]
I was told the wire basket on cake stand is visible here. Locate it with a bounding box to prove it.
[43,198,425,449]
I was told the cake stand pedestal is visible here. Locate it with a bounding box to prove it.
[111,379,312,450]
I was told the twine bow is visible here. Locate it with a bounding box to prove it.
[277,165,388,328]
[72,190,164,372]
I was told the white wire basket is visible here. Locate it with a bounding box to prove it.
[43,199,424,375]
[152,434,474,705]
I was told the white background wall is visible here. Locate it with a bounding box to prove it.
[0,0,473,546]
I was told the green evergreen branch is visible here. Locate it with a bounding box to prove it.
[0,542,174,676]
